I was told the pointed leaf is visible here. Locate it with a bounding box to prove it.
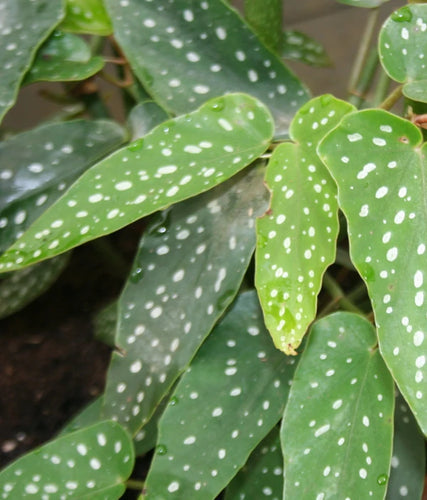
[0,93,273,273]
[0,253,69,319]
[60,0,112,36]
[224,426,283,500]
[0,421,134,499]
[94,301,118,348]
[256,95,355,354]
[379,5,427,102]
[386,394,425,499]
[0,0,64,122]
[102,164,269,434]
[281,312,394,499]
[318,109,427,434]
[127,101,169,141]
[104,0,309,136]
[144,291,297,499]
[24,31,104,84]
[282,31,331,67]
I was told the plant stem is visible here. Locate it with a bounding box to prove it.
[348,47,378,108]
[373,69,391,106]
[379,84,403,110]
[347,8,379,100]
[322,273,364,315]
[126,478,145,490]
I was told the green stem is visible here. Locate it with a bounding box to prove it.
[379,85,403,110]
[126,479,145,490]
[322,273,364,315]
[347,8,379,99]
[81,91,110,119]
[373,69,391,107]
[348,47,378,108]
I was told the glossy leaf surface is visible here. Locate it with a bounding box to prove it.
[256,95,354,354]
[60,0,112,35]
[319,109,427,434]
[379,5,427,102]
[0,119,126,255]
[0,0,64,122]
[0,421,134,499]
[24,31,104,84]
[281,312,394,499]
[0,254,69,319]
[0,93,273,273]
[224,426,283,500]
[104,0,309,136]
[144,291,297,499]
[386,394,425,499]
[282,31,331,67]
[102,164,269,434]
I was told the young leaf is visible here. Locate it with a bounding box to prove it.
[281,312,394,499]
[104,0,309,136]
[24,31,104,84]
[0,421,134,499]
[256,95,355,354]
[0,253,69,319]
[282,31,331,68]
[60,0,113,36]
[0,119,126,254]
[379,5,427,102]
[102,164,269,434]
[386,393,425,499]
[224,426,283,500]
[0,0,64,123]
[318,109,427,434]
[144,291,297,499]
[0,93,273,273]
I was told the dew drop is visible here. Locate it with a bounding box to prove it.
[127,138,144,152]
[157,444,168,455]
[129,267,144,283]
[377,473,388,486]
[391,7,412,23]
[210,98,225,112]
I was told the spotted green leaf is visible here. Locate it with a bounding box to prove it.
[94,301,118,348]
[386,393,425,499]
[256,95,355,354]
[282,31,331,67]
[60,0,112,35]
[0,420,134,499]
[224,426,283,500]
[337,0,390,7]
[0,0,64,123]
[0,253,69,319]
[318,109,427,434]
[281,312,394,499]
[104,0,309,137]
[144,291,297,499]
[0,119,126,255]
[24,31,104,84]
[379,5,427,102]
[244,0,283,53]
[102,164,269,434]
[0,93,273,273]
[127,101,170,141]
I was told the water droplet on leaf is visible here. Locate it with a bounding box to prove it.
[377,473,388,486]
[210,98,225,112]
[157,444,168,455]
[391,7,412,23]
[127,138,144,152]
[129,267,144,283]
[169,396,179,406]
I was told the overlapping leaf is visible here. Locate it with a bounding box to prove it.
[127,101,169,141]
[0,93,273,273]
[0,253,69,319]
[0,0,64,122]
[104,0,309,136]
[379,4,427,102]
[386,394,425,499]
[24,31,104,84]
[318,109,427,434]
[281,312,394,499]
[256,95,354,354]
[144,291,297,499]
[0,119,126,255]
[282,31,331,67]
[225,427,283,500]
[0,421,134,499]
[60,0,112,35]
[102,164,269,434]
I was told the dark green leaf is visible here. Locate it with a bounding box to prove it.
[94,301,118,348]
[60,0,112,35]
[0,0,64,122]
[59,397,103,436]
[144,291,297,499]
[102,164,269,434]
[104,0,309,136]
[244,0,283,53]
[282,30,331,67]
[281,312,394,499]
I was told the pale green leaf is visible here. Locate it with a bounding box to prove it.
[104,0,309,136]
[144,291,297,499]
[127,101,169,141]
[102,164,269,434]
[60,0,112,35]
[282,31,331,67]
[0,421,134,499]
[0,0,64,122]
[318,109,427,434]
[0,93,273,273]
[256,95,354,354]
[281,312,394,499]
